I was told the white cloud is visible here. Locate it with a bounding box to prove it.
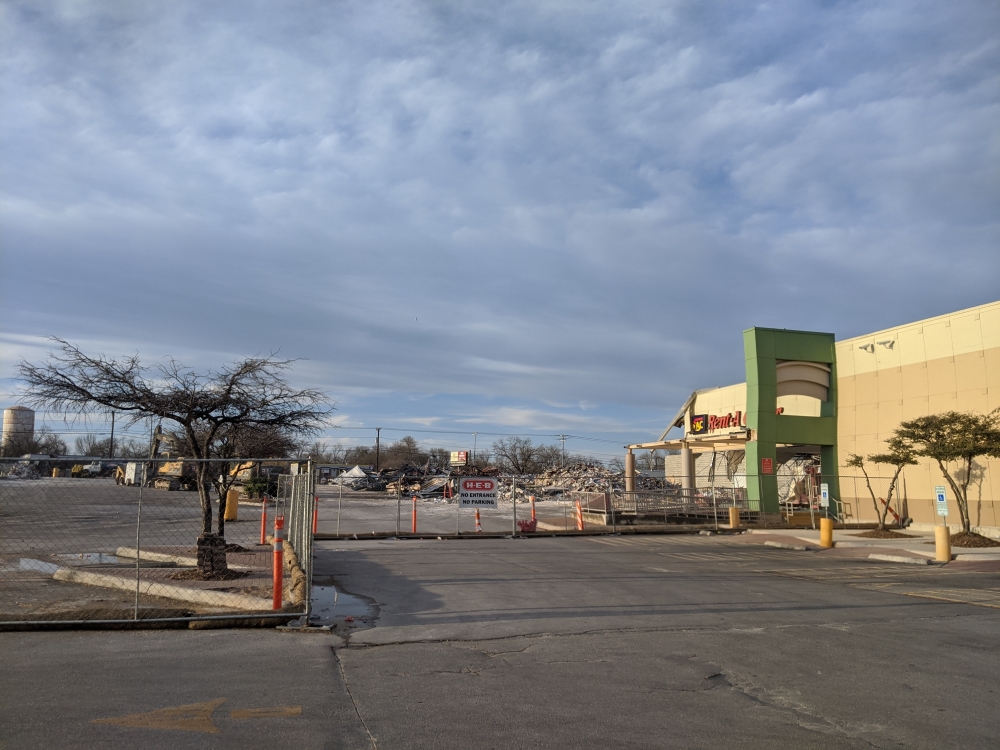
[2,0,998,441]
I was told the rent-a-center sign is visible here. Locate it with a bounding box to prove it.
[690,411,747,435]
[459,477,498,507]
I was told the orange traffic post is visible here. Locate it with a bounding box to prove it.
[259,499,268,545]
[272,515,285,610]
[312,495,319,535]
[475,508,483,533]
[575,499,585,531]
[411,495,418,534]
[530,495,536,522]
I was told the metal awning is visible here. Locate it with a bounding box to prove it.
[627,429,752,454]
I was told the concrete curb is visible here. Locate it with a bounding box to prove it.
[868,554,930,565]
[764,541,815,551]
[52,568,273,610]
[115,547,197,566]
[115,547,253,571]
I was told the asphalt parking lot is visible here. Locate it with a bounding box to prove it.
[2,533,998,748]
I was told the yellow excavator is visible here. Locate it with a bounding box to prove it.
[114,426,196,490]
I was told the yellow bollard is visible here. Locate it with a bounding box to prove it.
[935,525,952,563]
[819,517,834,548]
[224,489,240,521]
[728,507,740,529]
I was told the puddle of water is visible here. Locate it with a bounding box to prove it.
[11,559,61,574]
[309,584,371,626]
[53,553,119,565]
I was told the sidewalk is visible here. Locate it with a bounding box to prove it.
[741,528,1000,562]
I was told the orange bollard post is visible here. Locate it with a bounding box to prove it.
[411,495,418,534]
[530,495,537,522]
[475,508,483,533]
[272,515,285,610]
[259,499,268,545]
[312,495,319,535]
[575,499,585,531]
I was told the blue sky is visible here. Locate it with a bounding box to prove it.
[1,0,998,462]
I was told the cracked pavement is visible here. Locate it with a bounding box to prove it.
[320,534,1000,748]
[1,533,997,748]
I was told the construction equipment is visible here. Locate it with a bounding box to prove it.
[113,425,196,490]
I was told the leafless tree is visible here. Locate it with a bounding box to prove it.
[18,339,330,574]
[490,437,540,474]
[297,440,346,464]
[1,426,67,457]
[73,433,146,458]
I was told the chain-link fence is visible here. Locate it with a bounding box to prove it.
[0,457,313,627]
[311,473,777,536]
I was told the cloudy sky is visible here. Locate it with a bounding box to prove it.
[1,0,998,460]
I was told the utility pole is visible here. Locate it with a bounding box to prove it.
[558,434,568,466]
[472,433,478,464]
[375,427,381,472]
[108,412,115,459]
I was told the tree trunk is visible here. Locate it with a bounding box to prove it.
[197,463,213,534]
[195,462,228,576]
[937,460,971,533]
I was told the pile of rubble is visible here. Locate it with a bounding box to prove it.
[1,463,42,480]
[532,462,623,494]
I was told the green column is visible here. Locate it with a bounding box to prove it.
[743,327,839,519]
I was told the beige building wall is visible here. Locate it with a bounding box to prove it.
[836,301,1000,529]
[690,383,821,435]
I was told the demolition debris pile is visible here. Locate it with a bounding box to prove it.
[531,463,675,494]
[0,463,42,480]
[490,463,676,500]
[325,461,677,500]
[533,463,621,493]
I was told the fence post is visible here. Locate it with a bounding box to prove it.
[272,515,285,611]
[305,461,314,626]
[511,477,517,537]
[711,451,718,532]
[411,495,417,534]
[260,498,268,545]
[134,463,146,621]
[608,480,616,533]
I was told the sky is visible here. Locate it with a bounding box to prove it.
[1,0,998,462]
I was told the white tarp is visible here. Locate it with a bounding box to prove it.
[330,465,371,487]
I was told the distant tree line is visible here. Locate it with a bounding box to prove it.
[0,427,68,457]
[297,435,605,474]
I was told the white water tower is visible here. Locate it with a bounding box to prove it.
[2,406,35,455]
